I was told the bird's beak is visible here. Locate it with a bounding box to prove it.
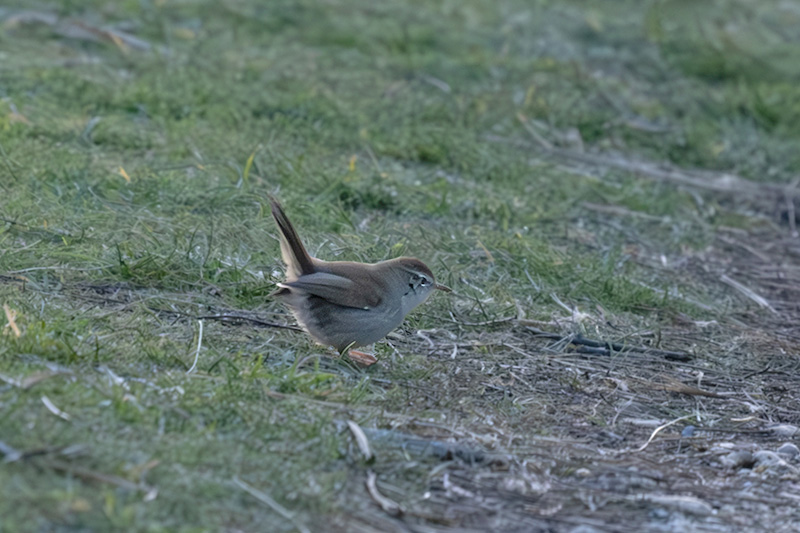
[435,283,452,292]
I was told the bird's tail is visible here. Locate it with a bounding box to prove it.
[269,196,315,279]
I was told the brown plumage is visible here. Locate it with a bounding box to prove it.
[269,197,449,352]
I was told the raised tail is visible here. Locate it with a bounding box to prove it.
[269,196,316,279]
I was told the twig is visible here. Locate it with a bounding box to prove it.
[195,313,302,331]
[658,379,726,399]
[518,321,691,361]
[233,476,310,533]
[359,427,487,464]
[447,312,516,327]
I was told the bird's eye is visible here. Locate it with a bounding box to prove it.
[419,278,429,286]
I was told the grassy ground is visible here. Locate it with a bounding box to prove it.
[2,1,800,531]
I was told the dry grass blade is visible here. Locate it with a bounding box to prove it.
[346,420,375,462]
[365,470,403,517]
[41,395,71,421]
[4,11,157,52]
[582,202,666,222]
[720,274,778,314]
[509,114,790,199]
[41,459,145,492]
[186,319,203,374]
[634,416,693,452]
[233,477,311,533]
[658,378,727,399]
[3,304,21,337]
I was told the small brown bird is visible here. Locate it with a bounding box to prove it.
[270,197,449,356]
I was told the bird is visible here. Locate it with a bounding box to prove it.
[269,196,449,360]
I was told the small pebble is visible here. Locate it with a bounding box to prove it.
[682,425,696,438]
[720,450,754,469]
[569,526,603,533]
[767,424,798,438]
[753,450,784,468]
[643,494,713,516]
[776,442,799,458]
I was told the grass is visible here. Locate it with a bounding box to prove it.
[2,0,800,531]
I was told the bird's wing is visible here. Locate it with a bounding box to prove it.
[280,272,382,309]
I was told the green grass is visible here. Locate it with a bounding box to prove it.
[2,0,799,531]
